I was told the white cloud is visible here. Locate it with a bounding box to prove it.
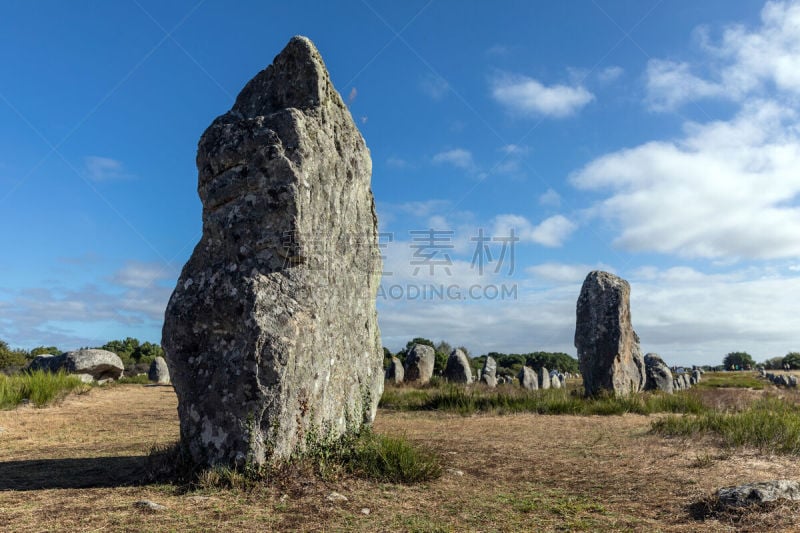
[386,156,410,169]
[574,96,800,260]
[433,148,476,171]
[419,73,450,100]
[597,65,624,83]
[526,262,613,283]
[538,188,561,207]
[645,1,800,110]
[111,261,173,289]
[645,59,724,111]
[84,156,132,182]
[490,73,594,118]
[347,87,357,103]
[493,214,577,247]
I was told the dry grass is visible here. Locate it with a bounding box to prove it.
[2,384,800,531]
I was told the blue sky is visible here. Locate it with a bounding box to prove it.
[2,0,799,366]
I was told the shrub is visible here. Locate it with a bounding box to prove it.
[0,370,87,409]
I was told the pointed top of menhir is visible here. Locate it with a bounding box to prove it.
[232,35,337,118]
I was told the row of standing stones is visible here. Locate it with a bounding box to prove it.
[26,349,171,385]
[157,36,702,469]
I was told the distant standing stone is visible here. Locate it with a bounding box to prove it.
[574,271,646,396]
[480,356,498,388]
[644,353,673,394]
[385,357,404,384]
[444,349,472,383]
[518,366,538,390]
[550,374,562,389]
[148,356,170,384]
[539,367,551,390]
[404,344,435,385]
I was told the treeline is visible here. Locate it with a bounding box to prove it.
[0,336,164,372]
[722,351,800,371]
[384,337,579,377]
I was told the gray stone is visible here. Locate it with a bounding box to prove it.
[134,500,167,512]
[29,350,124,381]
[692,369,702,384]
[444,349,472,383]
[681,374,691,389]
[162,36,383,467]
[538,367,551,390]
[518,366,538,390]
[673,378,682,391]
[575,271,646,396]
[550,374,562,389]
[643,353,673,394]
[480,356,498,388]
[148,356,171,384]
[717,480,800,508]
[404,343,435,385]
[326,491,348,503]
[385,357,404,384]
[789,375,798,387]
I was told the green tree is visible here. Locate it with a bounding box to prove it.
[763,356,784,370]
[783,352,800,369]
[0,339,29,370]
[723,351,755,371]
[383,347,393,370]
[30,346,60,357]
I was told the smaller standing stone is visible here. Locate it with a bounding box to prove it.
[385,357,404,384]
[148,356,170,384]
[539,367,550,390]
[480,356,498,388]
[444,349,472,383]
[644,353,673,394]
[518,367,538,390]
[550,374,562,389]
[403,344,436,385]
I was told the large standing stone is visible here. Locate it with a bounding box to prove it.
[444,349,472,383]
[404,343,435,385]
[385,357,404,384]
[574,271,646,396]
[162,36,383,467]
[643,353,673,394]
[149,356,171,384]
[480,356,498,387]
[518,366,538,390]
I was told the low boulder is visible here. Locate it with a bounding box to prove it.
[28,349,124,381]
[717,480,800,508]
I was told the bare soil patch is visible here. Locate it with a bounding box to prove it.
[2,385,800,531]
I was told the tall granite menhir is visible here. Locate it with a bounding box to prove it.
[575,271,646,396]
[162,36,383,467]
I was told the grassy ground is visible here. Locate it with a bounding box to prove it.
[0,370,89,409]
[694,371,765,390]
[3,384,800,531]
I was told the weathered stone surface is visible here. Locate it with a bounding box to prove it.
[575,271,646,396]
[29,350,124,381]
[148,356,171,384]
[480,356,498,388]
[717,480,800,508]
[550,374,562,389]
[681,374,691,389]
[644,353,673,394]
[162,36,383,467]
[673,378,682,391]
[518,366,538,390]
[538,367,551,390]
[385,357,404,384]
[444,349,472,383]
[404,343,435,385]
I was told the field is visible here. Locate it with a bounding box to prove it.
[2,375,800,531]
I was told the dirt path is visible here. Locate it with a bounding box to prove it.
[1,385,798,531]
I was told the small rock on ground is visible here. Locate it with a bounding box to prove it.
[134,500,167,512]
[326,491,348,503]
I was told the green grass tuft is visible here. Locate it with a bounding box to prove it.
[380,383,706,416]
[652,396,800,455]
[0,370,88,409]
[116,374,152,385]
